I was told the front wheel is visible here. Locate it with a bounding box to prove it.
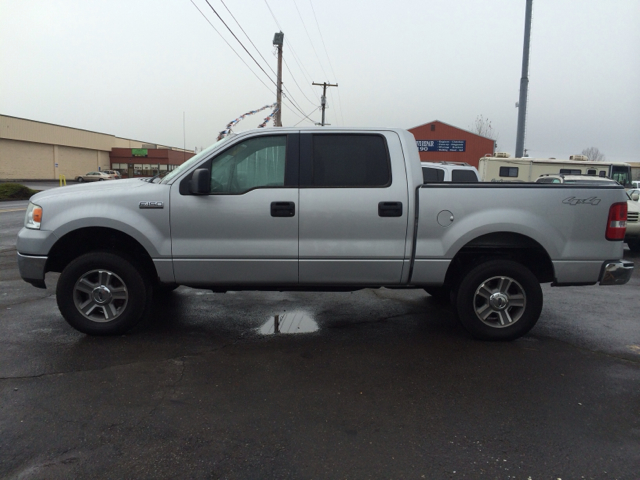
[76,177,84,183]
[56,251,152,335]
[455,260,542,341]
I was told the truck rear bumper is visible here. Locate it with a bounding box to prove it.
[17,252,47,289]
[599,259,634,285]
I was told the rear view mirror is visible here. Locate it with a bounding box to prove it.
[632,193,639,201]
[190,168,210,195]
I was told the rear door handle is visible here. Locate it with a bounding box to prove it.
[271,201,296,217]
[378,201,403,217]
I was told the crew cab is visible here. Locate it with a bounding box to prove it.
[17,128,634,340]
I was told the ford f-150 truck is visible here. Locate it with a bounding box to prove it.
[17,127,634,340]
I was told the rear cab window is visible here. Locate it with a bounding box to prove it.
[422,167,444,183]
[451,170,478,182]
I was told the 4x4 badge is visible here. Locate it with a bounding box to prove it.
[563,196,601,206]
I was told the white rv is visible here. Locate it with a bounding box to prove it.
[478,153,633,186]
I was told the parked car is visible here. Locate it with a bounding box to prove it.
[103,170,122,179]
[421,161,479,183]
[75,172,116,182]
[625,191,640,252]
[535,174,621,185]
[17,127,633,341]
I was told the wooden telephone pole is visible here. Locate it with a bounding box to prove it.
[273,32,284,127]
[312,82,338,126]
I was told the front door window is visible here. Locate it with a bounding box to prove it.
[209,136,286,194]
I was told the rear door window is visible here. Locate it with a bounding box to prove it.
[304,134,391,187]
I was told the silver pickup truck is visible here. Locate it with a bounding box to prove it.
[17,127,634,340]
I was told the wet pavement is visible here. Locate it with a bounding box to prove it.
[1,188,640,478]
[1,245,639,479]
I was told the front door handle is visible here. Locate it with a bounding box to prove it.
[271,201,296,217]
[378,201,403,217]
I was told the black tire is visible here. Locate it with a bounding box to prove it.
[153,283,179,296]
[77,177,84,183]
[98,178,105,181]
[424,286,452,303]
[455,259,542,341]
[56,251,152,335]
[627,240,640,253]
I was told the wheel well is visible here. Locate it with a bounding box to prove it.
[46,227,158,282]
[443,232,554,287]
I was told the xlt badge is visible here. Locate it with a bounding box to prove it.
[139,201,164,209]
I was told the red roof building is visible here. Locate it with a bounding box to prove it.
[408,120,495,168]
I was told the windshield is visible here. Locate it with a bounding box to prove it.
[611,165,631,187]
[160,134,236,184]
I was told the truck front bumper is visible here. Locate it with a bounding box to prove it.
[17,252,48,289]
[599,260,634,286]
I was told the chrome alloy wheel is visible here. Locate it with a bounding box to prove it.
[73,269,128,322]
[473,276,526,328]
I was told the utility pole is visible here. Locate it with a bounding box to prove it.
[273,31,284,127]
[312,82,338,126]
[515,0,533,158]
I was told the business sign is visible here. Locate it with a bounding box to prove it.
[416,140,466,152]
[132,148,148,157]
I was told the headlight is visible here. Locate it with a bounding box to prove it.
[25,202,43,230]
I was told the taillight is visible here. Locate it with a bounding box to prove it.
[606,202,627,241]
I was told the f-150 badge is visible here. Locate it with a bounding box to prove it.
[139,201,164,209]
[563,196,601,206]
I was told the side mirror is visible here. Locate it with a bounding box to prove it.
[190,168,210,195]
[632,193,639,201]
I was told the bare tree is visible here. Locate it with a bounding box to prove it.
[581,147,605,162]
[471,115,498,141]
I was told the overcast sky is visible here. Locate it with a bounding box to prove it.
[1,0,639,161]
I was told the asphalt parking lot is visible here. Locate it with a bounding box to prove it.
[1,185,639,479]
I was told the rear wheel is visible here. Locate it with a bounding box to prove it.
[455,260,542,341]
[56,251,151,335]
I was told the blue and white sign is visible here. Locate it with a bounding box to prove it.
[416,140,466,152]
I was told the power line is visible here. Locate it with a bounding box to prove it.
[309,1,337,80]
[203,0,277,87]
[202,0,311,122]
[292,0,329,80]
[263,0,317,98]
[263,0,283,30]
[293,106,321,126]
[197,0,316,125]
[190,0,274,94]
[281,55,317,106]
[309,0,345,125]
[218,0,277,78]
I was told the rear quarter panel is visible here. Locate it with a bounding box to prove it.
[411,184,628,284]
